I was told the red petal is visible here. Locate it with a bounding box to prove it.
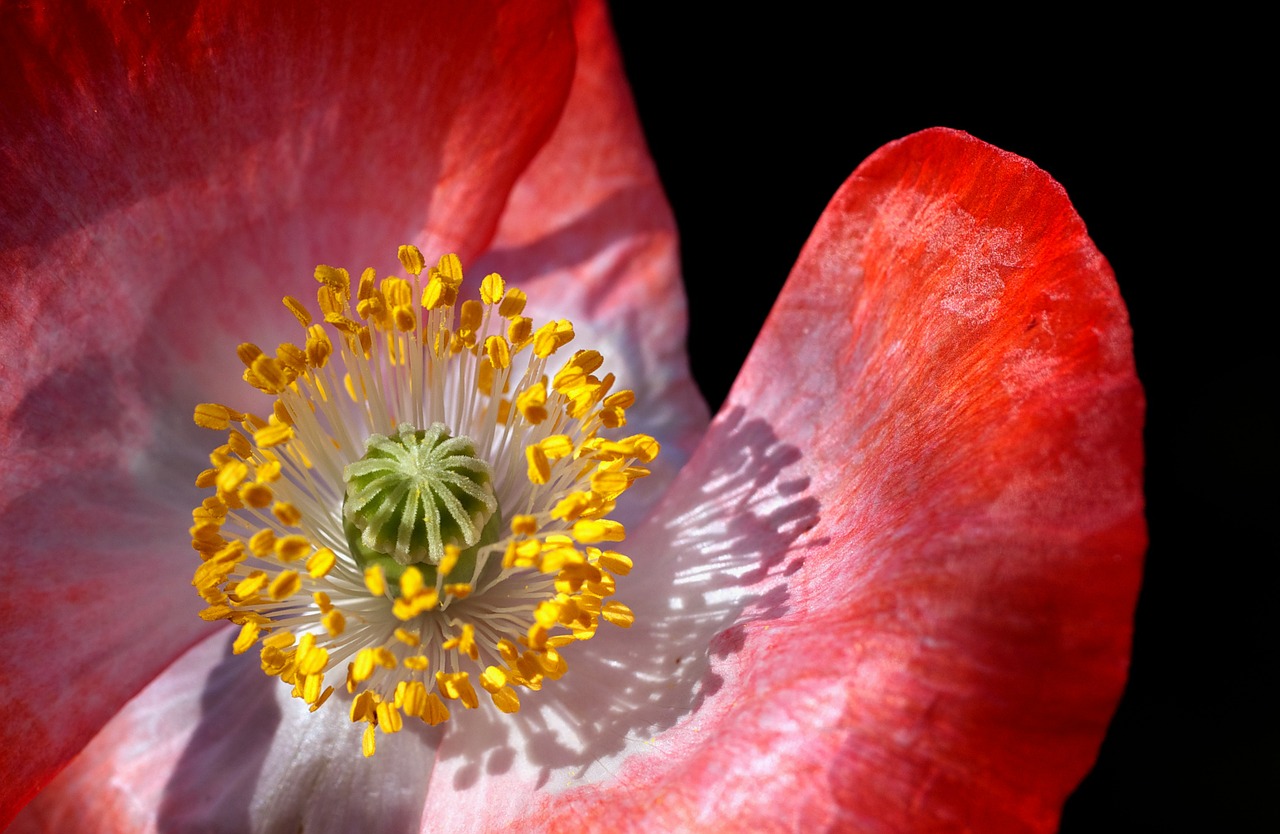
[514,129,1145,831]
[473,0,709,523]
[0,1,576,826]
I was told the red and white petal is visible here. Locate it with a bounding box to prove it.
[474,0,709,523]
[10,629,438,834]
[0,1,577,826]
[505,128,1144,832]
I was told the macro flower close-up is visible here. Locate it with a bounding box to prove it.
[1,2,1146,832]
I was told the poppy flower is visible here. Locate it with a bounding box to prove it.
[0,1,1144,832]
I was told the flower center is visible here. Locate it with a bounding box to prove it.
[189,247,656,756]
[342,422,499,592]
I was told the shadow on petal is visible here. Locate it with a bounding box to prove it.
[158,636,280,834]
[422,405,820,820]
[159,633,439,834]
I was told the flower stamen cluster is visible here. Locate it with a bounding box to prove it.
[189,247,656,755]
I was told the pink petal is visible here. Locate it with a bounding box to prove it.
[473,0,709,523]
[508,128,1145,831]
[9,629,439,834]
[0,2,579,825]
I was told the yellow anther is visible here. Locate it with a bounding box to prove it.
[551,492,590,522]
[323,609,346,637]
[526,444,550,485]
[456,299,482,335]
[507,315,533,346]
[603,390,635,409]
[572,519,626,544]
[497,639,520,665]
[601,601,635,628]
[314,264,351,295]
[238,482,273,508]
[250,355,289,393]
[590,469,631,498]
[276,343,307,375]
[485,335,511,369]
[476,360,496,395]
[600,406,626,429]
[310,686,334,712]
[435,671,479,709]
[263,631,296,650]
[351,649,376,684]
[393,304,416,332]
[234,571,267,599]
[533,319,574,358]
[374,280,404,311]
[194,468,218,488]
[300,673,324,704]
[444,583,472,599]
[198,604,233,622]
[421,277,449,310]
[272,501,302,526]
[421,694,450,726]
[357,268,378,301]
[306,547,336,578]
[478,273,504,305]
[194,403,236,430]
[319,289,349,324]
[190,520,223,542]
[533,600,561,629]
[515,381,548,424]
[438,545,460,578]
[398,245,425,276]
[596,550,633,576]
[553,350,604,392]
[483,677,520,714]
[400,566,425,598]
[396,680,429,717]
[442,624,478,659]
[540,435,573,460]
[324,313,362,337]
[364,566,386,597]
[272,398,294,426]
[498,287,527,318]
[268,570,301,601]
[305,324,332,367]
[480,666,507,692]
[237,342,264,368]
[233,622,260,654]
[349,691,377,723]
[511,514,538,536]
[627,435,661,463]
[295,633,328,675]
[357,293,387,324]
[274,535,310,562]
[257,460,282,482]
[434,253,463,286]
[362,724,377,758]
[393,587,439,620]
[283,295,312,327]
[215,460,248,494]
[394,628,421,647]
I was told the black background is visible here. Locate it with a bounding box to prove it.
[609,6,1267,832]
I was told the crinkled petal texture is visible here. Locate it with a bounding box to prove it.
[502,128,1144,832]
[0,0,705,828]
